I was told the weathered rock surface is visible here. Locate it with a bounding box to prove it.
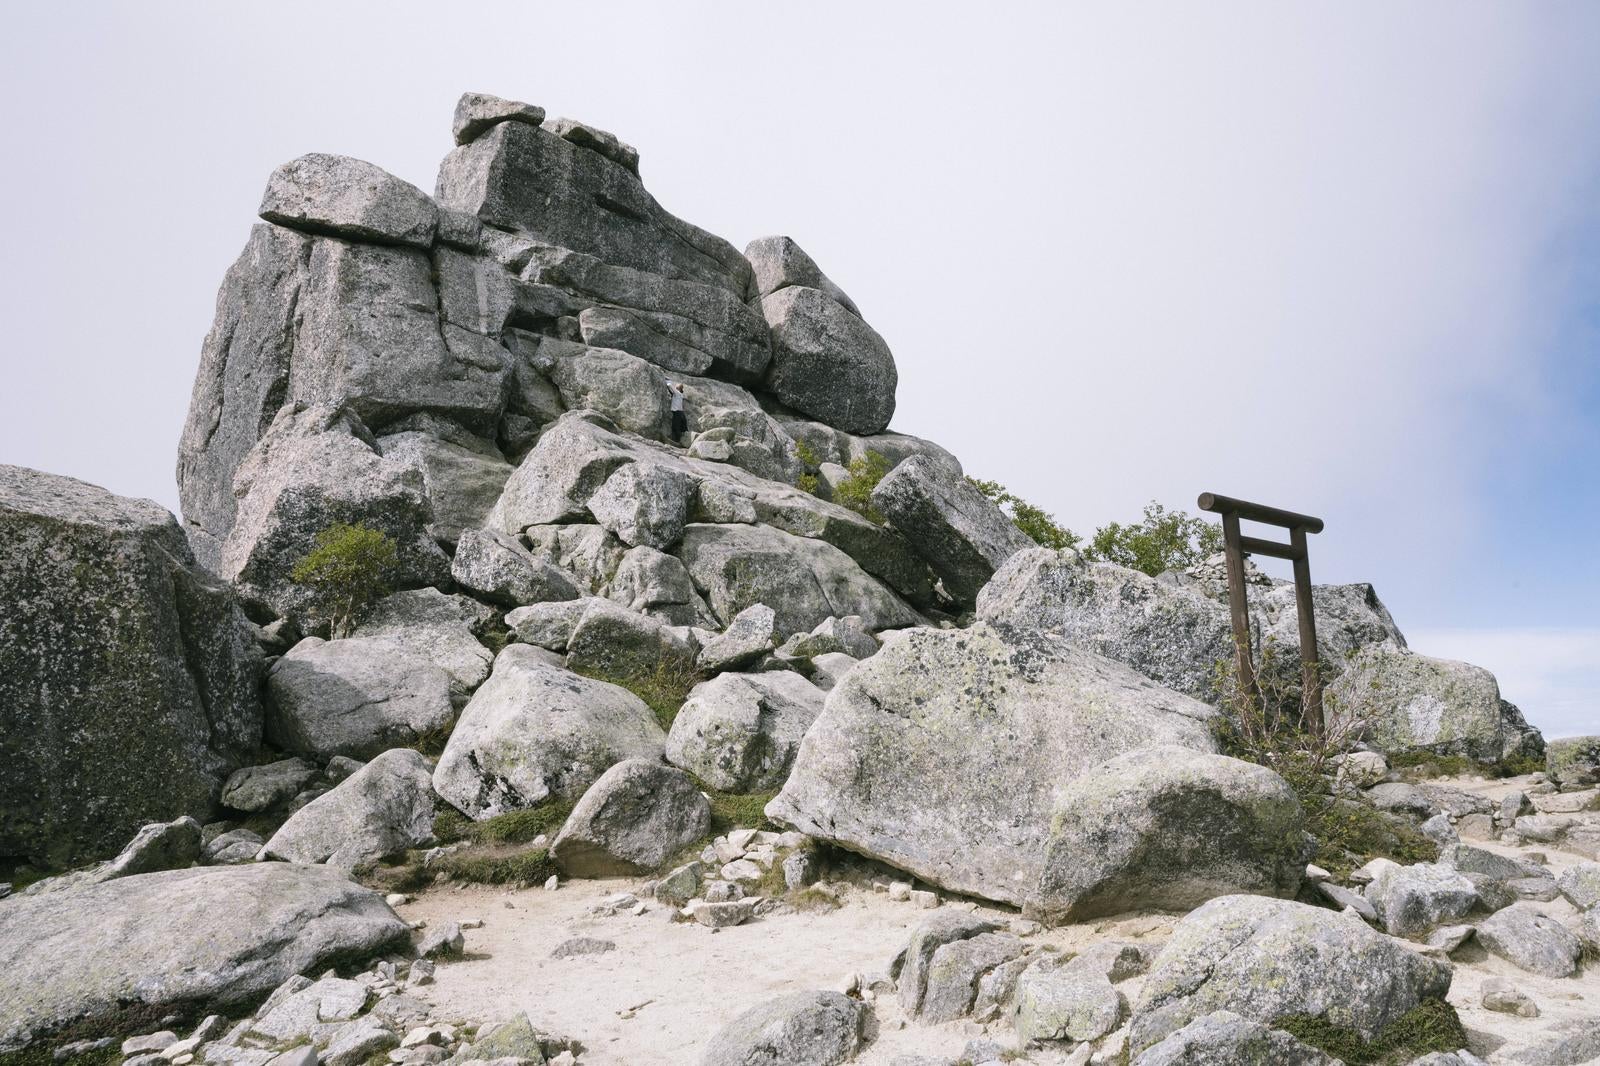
[1013,954,1126,1044]
[1362,860,1478,938]
[744,236,861,316]
[1028,745,1307,923]
[565,597,697,679]
[606,545,708,625]
[870,455,1033,605]
[667,671,827,792]
[259,154,437,248]
[453,91,546,145]
[1474,902,1581,977]
[433,645,666,818]
[222,757,320,813]
[0,465,261,868]
[697,990,865,1066]
[1131,1010,1339,1066]
[761,286,896,434]
[266,636,455,759]
[1127,895,1453,1056]
[351,588,495,701]
[451,527,582,607]
[262,749,436,872]
[550,759,710,876]
[506,596,605,651]
[767,624,1217,904]
[1548,736,1600,788]
[376,425,513,545]
[0,864,407,1052]
[696,603,776,673]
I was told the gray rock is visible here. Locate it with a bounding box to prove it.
[550,759,710,876]
[1013,955,1126,1043]
[250,975,369,1041]
[0,465,261,869]
[216,404,452,620]
[676,522,921,638]
[1474,902,1581,977]
[259,153,437,248]
[605,545,708,626]
[266,636,455,760]
[550,936,617,959]
[0,864,407,1053]
[1418,783,1495,818]
[453,1013,547,1062]
[1557,861,1600,909]
[667,671,826,792]
[222,758,320,813]
[1131,1010,1338,1066]
[436,119,750,294]
[1548,736,1600,788]
[783,852,818,891]
[693,899,756,928]
[565,597,697,680]
[768,625,1217,905]
[1363,860,1478,937]
[101,817,203,880]
[1511,1018,1600,1066]
[1420,813,1460,846]
[1480,977,1539,1018]
[505,597,603,651]
[324,1021,397,1066]
[1127,895,1453,1056]
[262,749,436,872]
[452,92,546,145]
[1315,880,1377,922]
[781,616,879,660]
[417,921,464,959]
[451,528,582,608]
[654,862,704,907]
[586,460,694,548]
[203,828,263,865]
[804,652,861,692]
[1366,782,1439,819]
[914,932,1026,1023]
[697,605,777,674]
[550,346,672,441]
[895,912,1000,1014]
[870,456,1032,605]
[977,548,1235,702]
[376,427,513,546]
[1028,745,1307,924]
[351,588,496,701]
[542,116,640,175]
[761,286,896,434]
[744,236,861,316]
[697,990,865,1066]
[433,645,666,818]
[578,305,715,375]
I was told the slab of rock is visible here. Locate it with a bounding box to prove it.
[744,236,861,316]
[263,749,436,872]
[1557,862,1600,909]
[780,615,879,660]
[506,597,605,652]
[1131,1010,1338,1066]
[1509,1018,1600,1066]
[550,346,672,441]
[895,912,1001,1016]
[1474,902,1581,977]
[586,456,694,548]
[266,636,454,760]
[1127,895,1453,1056]
[605,546,708,626]
[453,92,546,145]
[760,286,896,434]
[0,465,261,869]
[550,759,710,876]
[697,604,777,674]
[542,116,640,175]
[376,426,513,546]
[767,625,1217,905]
[1027,745,1306,924]
[869,456,1032,605]
[698,990,865,1066]
[351,588,496,701]
[911,931,1027,1023]
[101,817,204,880]
[204,828,263,865]
[564,597,697,680]
[0,864,407,1053]
[433,645,666,818]
[977,548,1235,702]
[451,528,581,607]
[1363,860,1478,938]
[259,153,437,248]
[223,758,320,813]
[578,305,715,375]
[667,671,826,792]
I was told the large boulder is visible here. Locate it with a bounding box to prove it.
[666,671,827,791]
[1027,745,1307,924]
[258,153,437,248]
[215,404,451,619]
[433,645,666,818]
[375,423,513,546]
[744,235,862,316]
[564,597,697,680]
[978,548,1235,702]
[697,990,865,1066]
[1127,895,1453,1056]
[549,759,711,876]
[1475,902,1582,977]
[266,636,455,759]
[766,625,1218,904]
[869,455,1033,605]
[586,459,694,549]
[606,545,709,625]
[262,749,437,873]
[0,466,261,869]
[450,527,582,608]
[0,863,408,1053]
[452,91,546,145]
[1362,860,1478,938]
[1326,646,1543,764]
[549,346,672,441]
[350,588,495,701]
[760,286,896,434]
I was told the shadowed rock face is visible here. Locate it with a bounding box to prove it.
[0,465,261,869]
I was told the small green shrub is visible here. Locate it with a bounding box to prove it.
[1084,501,1222,577]
[793,439,822,470]
[797,472,820,495]
[701,785,780,835]
[290,522,400,637]
[788,886,843,913]
[969,478,1080,551]
[433,801,576,847]
[434,847,556,886]
[1279,998,1466,1064]
[833,451,892,522]
[575,656,702,732]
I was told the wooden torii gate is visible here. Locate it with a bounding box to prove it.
[1196,492,1326,737]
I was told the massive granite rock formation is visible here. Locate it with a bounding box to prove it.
[0,466,261,869]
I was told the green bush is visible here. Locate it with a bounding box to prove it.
[1084,501,1222,577]
[969,478,1080,551]
[833,451,892,522]
[290,522,399,637]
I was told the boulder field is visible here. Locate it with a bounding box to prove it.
[2,92,1585,1065]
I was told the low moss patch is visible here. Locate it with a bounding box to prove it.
[1388,749,1543,781]
[702,786,779,835]
[1279,999,1466,1065]
[433,801,575,847]
[574,658,702,732]
[787,886,842,913]
[434,846,557,886]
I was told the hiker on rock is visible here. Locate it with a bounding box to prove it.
[668,380,688,441]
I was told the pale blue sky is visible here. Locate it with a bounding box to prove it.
[1,3,1595,736]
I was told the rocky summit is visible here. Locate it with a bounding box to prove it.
[2,92,1592,1066]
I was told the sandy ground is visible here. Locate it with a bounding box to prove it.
[403,773,1597,1065]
